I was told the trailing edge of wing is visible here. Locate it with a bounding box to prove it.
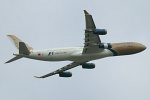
[34,62,81,78]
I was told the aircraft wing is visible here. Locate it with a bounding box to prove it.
[82,10,101,54]
[34,62,81,78]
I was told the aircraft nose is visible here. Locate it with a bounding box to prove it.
[136,43,146,52]
[111,42,146,56]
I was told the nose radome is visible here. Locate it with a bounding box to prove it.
[137,43,146,52]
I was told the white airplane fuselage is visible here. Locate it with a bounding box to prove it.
[15,42,146,62]
[16,47,111,62]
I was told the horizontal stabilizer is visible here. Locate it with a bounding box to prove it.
[19,42,30,55]
[5,56,23,63]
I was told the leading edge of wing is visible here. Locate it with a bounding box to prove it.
[34,62,82,78]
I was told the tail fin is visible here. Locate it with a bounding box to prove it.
[7,35,33,51]
[6,35,33,63]
[19,42,30,55]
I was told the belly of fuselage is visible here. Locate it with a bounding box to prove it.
[69,49,113,62]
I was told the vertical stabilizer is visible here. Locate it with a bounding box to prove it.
[7,35,33,51]
[5,35,33,64]
[19,42,30,55]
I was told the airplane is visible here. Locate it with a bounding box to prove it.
[6,10,146,78]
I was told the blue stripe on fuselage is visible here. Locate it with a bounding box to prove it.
[108,49,118,56]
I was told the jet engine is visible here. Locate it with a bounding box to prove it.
[99,43,112,49]
[94,29,107,35]
[59,72,72,77]
[82,63,95,69]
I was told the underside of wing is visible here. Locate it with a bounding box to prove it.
[82,10,101,54]
[83,30,101,54]
[34,62,82,78]
[84,10,96,29]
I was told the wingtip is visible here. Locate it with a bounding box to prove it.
[7,35,11,37]
[34,76,40,78]
[7,35,13,37]
[84,10,89,14]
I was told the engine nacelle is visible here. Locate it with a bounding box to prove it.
[82,63,95,69]
[94,29,107,35]
[99,43,112,49]
[59,72,72,77]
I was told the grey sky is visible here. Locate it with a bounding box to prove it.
[0,0,150,100]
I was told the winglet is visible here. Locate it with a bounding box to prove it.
[34,76,40,78]
[84,10,89,14]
